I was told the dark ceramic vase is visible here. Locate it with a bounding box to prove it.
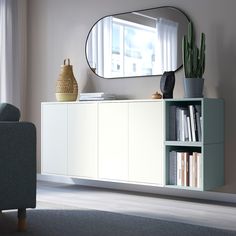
[160,71,175,99]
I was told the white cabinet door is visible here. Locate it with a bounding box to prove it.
[41,103,68,175]
[98,103,129,181]
[67,103,98,178]
[129,101,163,185]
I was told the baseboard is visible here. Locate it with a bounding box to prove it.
[37,174,236,204]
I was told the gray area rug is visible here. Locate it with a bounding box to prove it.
[0,209,235,236]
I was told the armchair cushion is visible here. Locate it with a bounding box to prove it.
[0,103,21,121]
[0,122,36,210]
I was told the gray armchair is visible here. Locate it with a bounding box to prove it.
[0,104,36,231]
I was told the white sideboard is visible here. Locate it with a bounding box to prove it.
[41,100,164,186]
[41,98,224,191]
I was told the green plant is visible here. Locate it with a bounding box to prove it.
[182,21,206,78]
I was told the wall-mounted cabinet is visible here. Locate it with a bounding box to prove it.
[164,98,224,191]
[41,100,164,185]
[41,98,224,192]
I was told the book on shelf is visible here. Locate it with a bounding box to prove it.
[189,154,193,187]
[195,104,202,116]
[189,105,197,142]
[195,104,202,142]
[184,152,189,187]
[175,107,191,142]
[169,151,177,185]
[177,152,184,186]
[197,152,202,188]
[80,92,116,101]
[169,151,202,188]
[171,104,202,142]
[200,116,203,140]
[179,108,185,141]
[195,111,202,142]
[169,106,177,140]
[180,108,187,141]
[176,107,181,141]
[187,116,192,141]
[176,152,182,186]
[184,113,189,142]
[189,152,202,188]
[80,92,106,97]
[79,97,115,101]
[189,152,197,187]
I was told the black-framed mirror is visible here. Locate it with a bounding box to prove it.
[85,6,190,79]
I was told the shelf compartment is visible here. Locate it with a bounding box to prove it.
[165,143,224,191]
[165,146,202,189]
[165,99,202,142]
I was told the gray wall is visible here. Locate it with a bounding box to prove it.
[27,0,236,194]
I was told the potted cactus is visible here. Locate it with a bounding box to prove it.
[182,21,206,98]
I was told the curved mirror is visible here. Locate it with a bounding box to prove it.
[86,7,189,78]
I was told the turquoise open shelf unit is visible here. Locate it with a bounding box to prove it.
[164,98,224,191]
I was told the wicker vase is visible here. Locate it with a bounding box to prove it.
[56,59,78,101]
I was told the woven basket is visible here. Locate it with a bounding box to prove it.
[56,59,78,101]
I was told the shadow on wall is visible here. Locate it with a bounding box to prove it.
[81,68,97,93]
[216,24,236,193]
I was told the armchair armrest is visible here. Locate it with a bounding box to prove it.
[0,122,36,210]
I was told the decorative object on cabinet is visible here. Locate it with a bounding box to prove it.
[182,22,205,98]
[85,6,190,79]
[80,92,116,101]
[160,71,175,98]
[151,91,162,99]
[56,59,78,102]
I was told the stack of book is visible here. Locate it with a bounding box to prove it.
[169,151,202,188]
[79,92,116,101]
[169,104,202,142]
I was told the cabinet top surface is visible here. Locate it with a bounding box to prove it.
[41,99,164,105]
[41,98,222,105]
[164,98,223,102]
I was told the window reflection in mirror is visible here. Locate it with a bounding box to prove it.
[86,7,189,79]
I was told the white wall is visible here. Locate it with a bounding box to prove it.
[27,0,236,194]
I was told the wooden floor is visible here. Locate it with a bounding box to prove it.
[36,181,236,232]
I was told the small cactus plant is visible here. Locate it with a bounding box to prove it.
[182,21,206,78]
